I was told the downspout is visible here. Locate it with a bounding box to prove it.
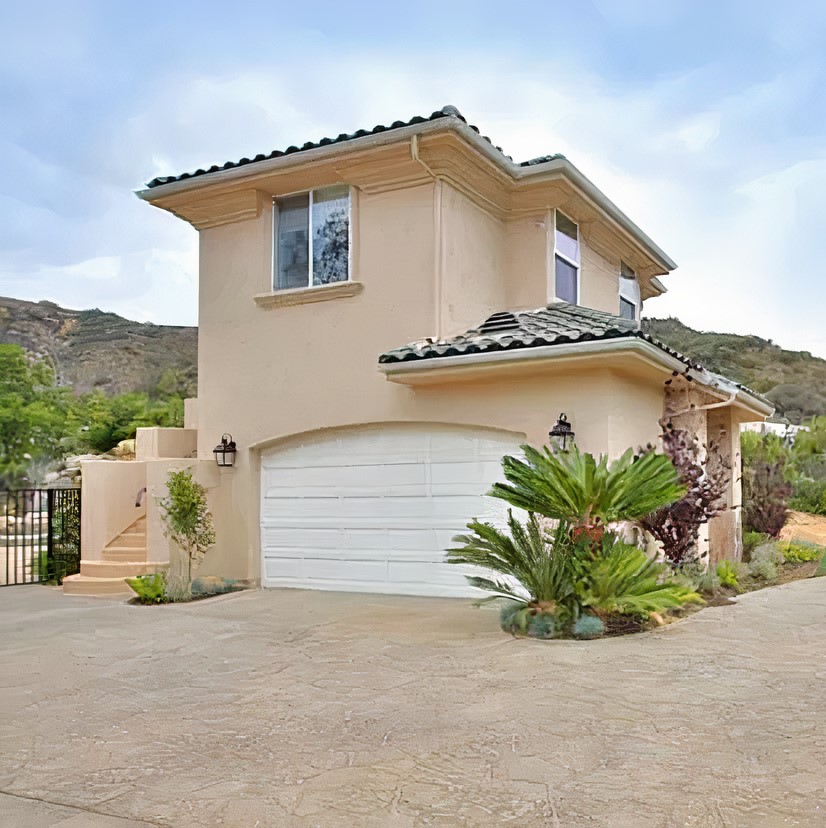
[664,388,737,422]
[411,134,444,338]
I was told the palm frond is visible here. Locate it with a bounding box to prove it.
[583,542,703,616]
[491,444,685,525]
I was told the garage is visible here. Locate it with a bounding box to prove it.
[260,423,523,596]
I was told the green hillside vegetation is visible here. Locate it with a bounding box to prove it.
[0,296,197,397]
[0,343,185,488]
[642,317,826,423]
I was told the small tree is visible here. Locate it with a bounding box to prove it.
[157,469,216,601]
[640,424,730,567]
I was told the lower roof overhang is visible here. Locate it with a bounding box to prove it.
[379,337,774,421]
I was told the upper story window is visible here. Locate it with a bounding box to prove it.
[554,210,579,304]
[274,185,350,290]
[619,261,641,321]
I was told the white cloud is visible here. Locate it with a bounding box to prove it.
[3,40,826,357]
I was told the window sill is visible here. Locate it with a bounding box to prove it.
[254,281,364,309]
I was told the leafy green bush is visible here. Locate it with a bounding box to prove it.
[816,555,826,578]
[453,513,584,633]
[674,561,718,594]
[777,540,825,563]
[716,560,740,591]
[126,573,166,604]
[789,477,826,516]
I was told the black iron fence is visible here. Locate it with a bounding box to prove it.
[1,488,81,586]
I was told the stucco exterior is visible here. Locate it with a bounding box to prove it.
[77,108,771,593]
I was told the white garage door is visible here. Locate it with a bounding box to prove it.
[260,424,522,596]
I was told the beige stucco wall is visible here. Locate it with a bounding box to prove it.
[707,407,745,563]
[503,215,548,311]
[80,460,147,561]
[190,181,673,580]
[440,184,506,335]
[135,428,198,461]
[580,241,622,316]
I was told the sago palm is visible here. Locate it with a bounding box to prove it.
[447,512,583,615]
[582,542,703,617]
[490,445,685,529]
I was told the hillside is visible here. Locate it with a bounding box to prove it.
[643,317,826,423]
[0,296,197,397]
[1,297,822,420]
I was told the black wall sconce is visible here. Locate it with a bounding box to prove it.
[213,434,237,468]
[549,413,575,452]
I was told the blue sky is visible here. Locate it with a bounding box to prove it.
[2,1,826,355]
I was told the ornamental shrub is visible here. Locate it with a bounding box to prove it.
[450,443,700,640]
[157,469,216,601]
[748,541,784,582]
[527,613,556,640]
[716,560,740,591]
[777,540,825,563]
[639,425,730,567]
[742,531,768,560]
[126,573,166,604]
[573,615,605,640]
[742,455,792,537]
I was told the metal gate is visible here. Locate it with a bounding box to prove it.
[1,488,81,586]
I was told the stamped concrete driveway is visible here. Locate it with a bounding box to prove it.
[1,580,825,828]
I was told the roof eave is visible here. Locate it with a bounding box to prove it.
[379,335,773,420]
[134,117,459,202]
[379,336,689,383]
[136,116,677,273]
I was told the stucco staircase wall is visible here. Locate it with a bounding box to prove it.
[63,516,166,596]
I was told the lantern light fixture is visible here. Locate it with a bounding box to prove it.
[549,413,575,452]
[213,434,237,468]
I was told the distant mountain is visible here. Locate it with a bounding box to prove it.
[0,296,197,397]
[642,317,826,423]
[1,297,820,421]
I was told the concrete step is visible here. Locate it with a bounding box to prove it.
[105,533,146,549]
[102,547,148,562]
[80,560,167,578]
[63,574,135,596]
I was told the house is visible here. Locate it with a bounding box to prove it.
[741,419,808,445]
[64,106,772,597]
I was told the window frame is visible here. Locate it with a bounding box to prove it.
[272,185,353,292]
[618,261,641,322]
[552,209,580,305]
